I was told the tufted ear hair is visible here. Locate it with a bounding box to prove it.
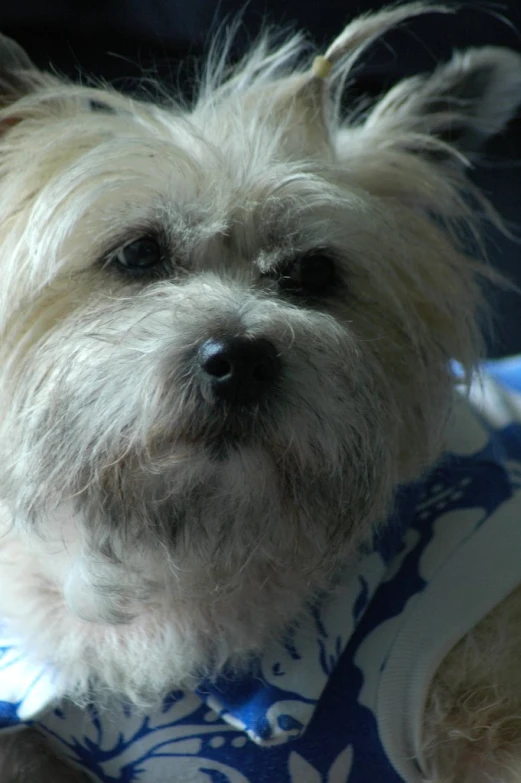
[0,33,64,133]
[205,3,521,166]
[0,35,33,72]
[198,3,454,159]
[0,34,70,134]
[0,34,43,103]
[360,46,521,164]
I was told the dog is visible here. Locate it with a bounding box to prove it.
[0,2,521,781]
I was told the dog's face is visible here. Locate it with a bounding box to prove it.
[0,5,520,679]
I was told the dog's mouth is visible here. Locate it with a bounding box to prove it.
[136,393,278,468]
[184,400,274,454]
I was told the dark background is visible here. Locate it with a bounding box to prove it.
[2,0,520,356]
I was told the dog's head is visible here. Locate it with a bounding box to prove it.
[0,4,520,676]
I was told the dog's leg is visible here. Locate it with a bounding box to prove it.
[422,582,521,783]
[0,729,89,783]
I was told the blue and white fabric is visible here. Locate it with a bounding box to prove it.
[2,357,521,783]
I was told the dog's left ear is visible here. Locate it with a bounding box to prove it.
[0,34,41,104]
[0,34,65,133]
[359,46,521,163]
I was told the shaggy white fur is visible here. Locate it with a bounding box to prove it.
[0,3,520,781]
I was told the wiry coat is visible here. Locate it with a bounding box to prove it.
[0,4,520,781]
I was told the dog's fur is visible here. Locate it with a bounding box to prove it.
[0,3,520,781]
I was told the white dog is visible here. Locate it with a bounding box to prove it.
[0,3,521,781]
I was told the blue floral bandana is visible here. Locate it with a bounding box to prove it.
[2,357,521,783]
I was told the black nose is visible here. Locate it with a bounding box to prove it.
[198,337,281,405]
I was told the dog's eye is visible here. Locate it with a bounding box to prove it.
[278,253,337,295]
[113,237,163,274]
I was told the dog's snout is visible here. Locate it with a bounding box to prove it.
[198,337,281,405]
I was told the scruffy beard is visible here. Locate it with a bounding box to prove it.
[0,263,458,705]
[1,279,398,605]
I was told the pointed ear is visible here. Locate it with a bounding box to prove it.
[362,47,521,162]
[0,34,40,104]
[0,34,64,134]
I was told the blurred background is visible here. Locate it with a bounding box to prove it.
[1,0,520,355]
